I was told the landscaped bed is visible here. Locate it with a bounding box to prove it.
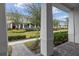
[8,29,68,45]
[24,39,40,54]
[54,31,68,46]
[8,30,40,41]
[8,29,68,55]
[24,31,68,54]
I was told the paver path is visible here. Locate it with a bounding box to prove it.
[12,43,35,56]
[9,38,40,45]
[11,42,79,56]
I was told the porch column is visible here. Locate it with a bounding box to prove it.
[22,24,25,29]
[18,24,21,29]
[15,25,18,29]
[29,24,32,29]
[0,4,8,55]
[34,25,37,28]
[69,8,79,43]
[10,23,13,29]
[68,10,75,42]
[40,3,54,56]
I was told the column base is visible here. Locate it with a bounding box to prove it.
[0,52,7,56]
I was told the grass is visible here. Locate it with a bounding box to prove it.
[8,31,39,36]
[8,29,67,36]
[54,29,68,33]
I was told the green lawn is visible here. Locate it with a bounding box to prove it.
[8,31,39,36]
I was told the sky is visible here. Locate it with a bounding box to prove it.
[6,3,29,16]
[5,3,69,21]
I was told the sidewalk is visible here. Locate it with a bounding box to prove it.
[12,43,35,56]
[8,38,40,45]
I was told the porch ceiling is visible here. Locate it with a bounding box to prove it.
[63,3,79,9]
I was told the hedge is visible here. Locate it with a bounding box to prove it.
[8,35,26,41]
[54,31,68,46]
[10,29,26,33]
[26,32,40,39]
[8,32,40,41]
[8,31,68,46]
[24,31,68,51]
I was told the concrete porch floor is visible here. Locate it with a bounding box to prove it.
[10,42,79,56]
[53,42,79,56]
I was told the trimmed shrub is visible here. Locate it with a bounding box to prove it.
[26,32,40,39]
[25,28,35,31]
[8,35,26,41]
[8,28,12,30]
[8,30,68,46]
[8,31,40,41]
[54,31,68,46]
[10,29,26,33]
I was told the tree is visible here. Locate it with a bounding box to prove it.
[6,8,22,29]
[12,9,21,25]
[66,18,69,28]
[24,4,41,28]
[53,19,59,28]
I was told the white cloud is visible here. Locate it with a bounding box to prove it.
[53,7,62,14]
[14,3,24,8]
[53,6,69,20]
[53,15,69,20]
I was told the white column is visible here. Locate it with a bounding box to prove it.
[68,10,75,42]
[73,8,79,43]
[23,24,25,29]
[34,25,37,28]
[29,24,32,29]
[68,8,79,43]
[18,24,21,29]
[0,4,8,56]
[40,3,54,56]
[15,25,18,29]
[10,23,13,29]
